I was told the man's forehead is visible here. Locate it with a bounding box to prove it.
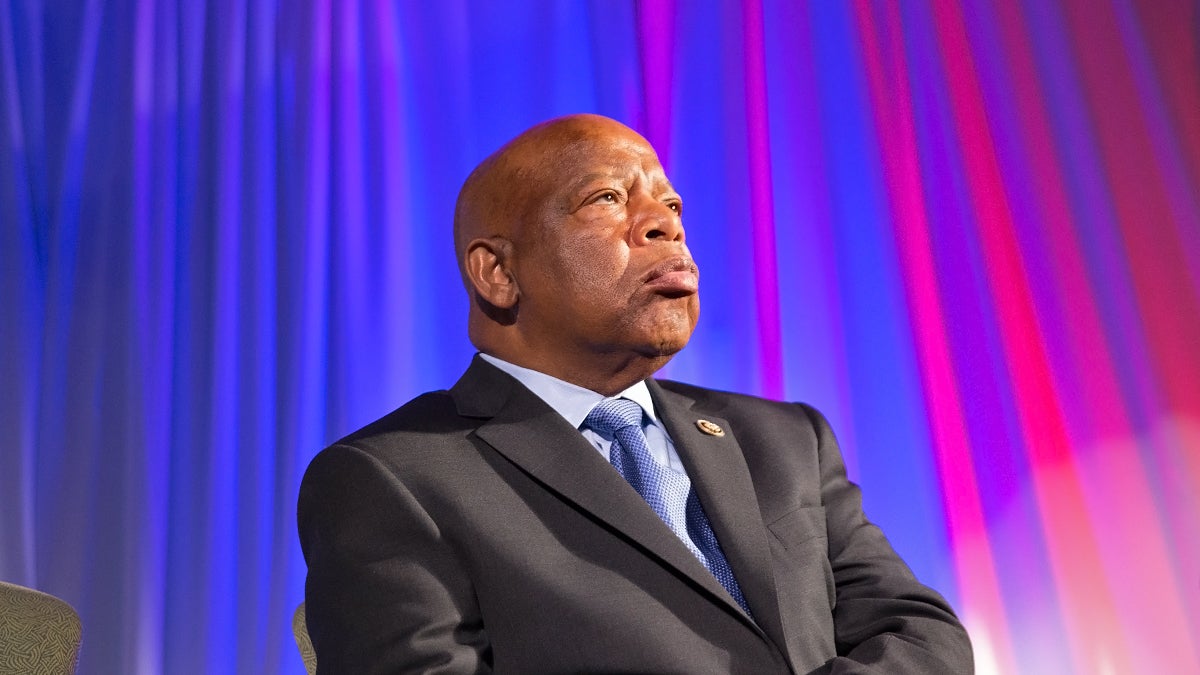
[533,132,668,182]
[564,164,675,192]
[457,115,671,226]
[504,116,650,163]
[523,113,640,143]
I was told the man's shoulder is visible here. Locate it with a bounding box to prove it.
[331,389,474,449]
[301,387,496,493]
[652,379,834,449]
[654,378,818,418]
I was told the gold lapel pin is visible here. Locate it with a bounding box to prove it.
[695,419,725,437]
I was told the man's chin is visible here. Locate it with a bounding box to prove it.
[640,306,697,355]
[638,331,692,359]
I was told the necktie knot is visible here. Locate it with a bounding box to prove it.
[584,398,644,436]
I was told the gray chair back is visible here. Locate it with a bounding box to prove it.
[292,602,317,675]
[0,581,82,675]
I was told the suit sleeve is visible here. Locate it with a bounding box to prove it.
[297,444,491,674]
[799,404,974,674]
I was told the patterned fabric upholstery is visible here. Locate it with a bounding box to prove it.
[292,603,317,675]
[0,581,82,675]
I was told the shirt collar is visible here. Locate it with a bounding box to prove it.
[479,353,659,428]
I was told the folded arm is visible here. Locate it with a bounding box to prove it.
[800,404,974,675]
[298,444,491,674]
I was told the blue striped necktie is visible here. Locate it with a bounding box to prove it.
[584,397,750,614]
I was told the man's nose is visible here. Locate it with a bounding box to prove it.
[632,198,685,245]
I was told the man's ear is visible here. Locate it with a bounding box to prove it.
[464,237,519,309]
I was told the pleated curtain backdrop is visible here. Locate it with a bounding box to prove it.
[2,1,1198,673]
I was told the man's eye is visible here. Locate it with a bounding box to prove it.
[667,201,682,214]
[592,192,618,204]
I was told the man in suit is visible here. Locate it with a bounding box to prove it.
[298,114,973,673]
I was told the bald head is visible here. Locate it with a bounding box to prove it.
[453,114,646,283]
[452,113,697,395]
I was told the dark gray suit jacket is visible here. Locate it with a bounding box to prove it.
[298,356,972,674]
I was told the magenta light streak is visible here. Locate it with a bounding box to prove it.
[740,0,783,400]
[852,5,1016,673]
[987,1,1200,670]
[1027,0,1189,567]
[634,0,675,168]
[1110,0,1200,333]
[932,0,1135,671]
[1060,0,1200,418]
[1058,0,1200,654]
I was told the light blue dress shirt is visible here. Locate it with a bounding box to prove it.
[479,353,688,475]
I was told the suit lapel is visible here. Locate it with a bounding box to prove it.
[450,357,750,626]
[649,381,791,667]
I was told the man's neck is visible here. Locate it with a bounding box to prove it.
[477,347,670,397]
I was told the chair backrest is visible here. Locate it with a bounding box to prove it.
[292,602,317,675]
[0,581,82,675]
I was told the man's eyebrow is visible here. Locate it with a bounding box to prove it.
[567,171,676,194]
[567,172,621,193]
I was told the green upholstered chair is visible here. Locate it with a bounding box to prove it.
[0,581,82,675]
[293,602,317,675]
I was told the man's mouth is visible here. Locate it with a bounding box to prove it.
[643,256,699,296]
